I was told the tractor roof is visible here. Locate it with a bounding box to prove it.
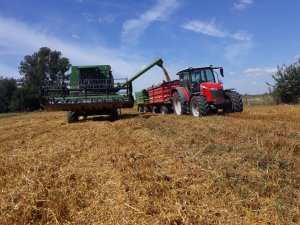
[176,66,223,75]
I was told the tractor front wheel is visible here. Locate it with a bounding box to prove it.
[190,95,210,117]
[224,91,243,112]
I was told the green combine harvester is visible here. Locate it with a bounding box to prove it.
[41,58,167,123]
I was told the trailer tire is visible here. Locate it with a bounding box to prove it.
[224,91,243,113]
[138,105,143,113]
[173,92,186,115]
[143,106,149,113]
[67,111,78,123]
[152,106,158,114]
[161,105,169,114]
[109,109,118,121]
[190,95,209,117]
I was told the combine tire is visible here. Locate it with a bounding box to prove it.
[109,109,118,121]
[173,92,186,115]
[161,105,169,114]
[190,95,209,117]
[224,91,243,112]
[67,111,78,123]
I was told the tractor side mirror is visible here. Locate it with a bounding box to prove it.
[220,68,224,77]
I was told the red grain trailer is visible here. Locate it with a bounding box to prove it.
[136,80,180,114]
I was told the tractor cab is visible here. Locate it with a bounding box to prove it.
[177,66,225,102]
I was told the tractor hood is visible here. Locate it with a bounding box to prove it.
[200,82,223,90]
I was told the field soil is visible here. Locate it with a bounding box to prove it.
[0,106,300,224]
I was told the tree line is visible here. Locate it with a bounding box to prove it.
[0,47,300,113]
[0,47,70,113]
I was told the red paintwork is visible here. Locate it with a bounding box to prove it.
[179,87,189,101]
[147,80,180,104]
[146,80,224,105]
[200,82,224,102]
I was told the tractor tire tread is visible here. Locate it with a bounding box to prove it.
[225,91,243,112]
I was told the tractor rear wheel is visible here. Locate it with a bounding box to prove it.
[224,91,243,112]
[67,111,78,123]
[109,109,118,121]
[173,92,186,115]
[161,105,169,114]
[190,95,210,117]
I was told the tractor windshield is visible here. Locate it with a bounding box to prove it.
[191,69,215,83]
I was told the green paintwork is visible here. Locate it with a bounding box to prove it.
[68,58,164,88]
[52,95,129,101]
[43,58,164,114]
[69,65,112,88]
[135,89,149,104]
[124,58,163,85]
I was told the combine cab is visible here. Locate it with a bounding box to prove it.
[42,58,167,122]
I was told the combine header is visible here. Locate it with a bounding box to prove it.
[41,58,167,123]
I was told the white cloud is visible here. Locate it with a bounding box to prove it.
[82,12,95,22]
[182,20,227,38]
[71,34,80,39]
[233,0,253,10]
[82,12,116,24]
[294,55,300,60]
[232,31,252,41]
[182,20,252,41]
[243,67,277,76]
[0,17,142,78]
[0,16,174,93]
[225,42,254,60]
[121,0,180,44]
[98,14,116,24]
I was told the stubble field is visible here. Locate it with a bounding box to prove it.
[0,105,300,224]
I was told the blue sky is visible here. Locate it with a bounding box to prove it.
[0,0,300,94]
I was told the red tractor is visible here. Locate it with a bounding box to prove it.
[172,66,243,116]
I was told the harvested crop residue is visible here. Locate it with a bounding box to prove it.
[1,106,300,224]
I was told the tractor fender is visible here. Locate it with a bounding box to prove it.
[172,87,189,102]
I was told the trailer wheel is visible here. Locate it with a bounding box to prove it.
[173,92,186,115]
[109,109,118,121]
[67,111,78,123]
[138,105,143,113]
[143,106,149,113]
[190,95,209,117]
[161,105,169,114]
[152,106,158,114]
[224,91,243,113]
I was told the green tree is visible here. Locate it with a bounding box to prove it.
[272,59,300,104]
[16,47,71,111]
[0,77,17,113]
[19,47,71,93]
[10,88,40,112]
